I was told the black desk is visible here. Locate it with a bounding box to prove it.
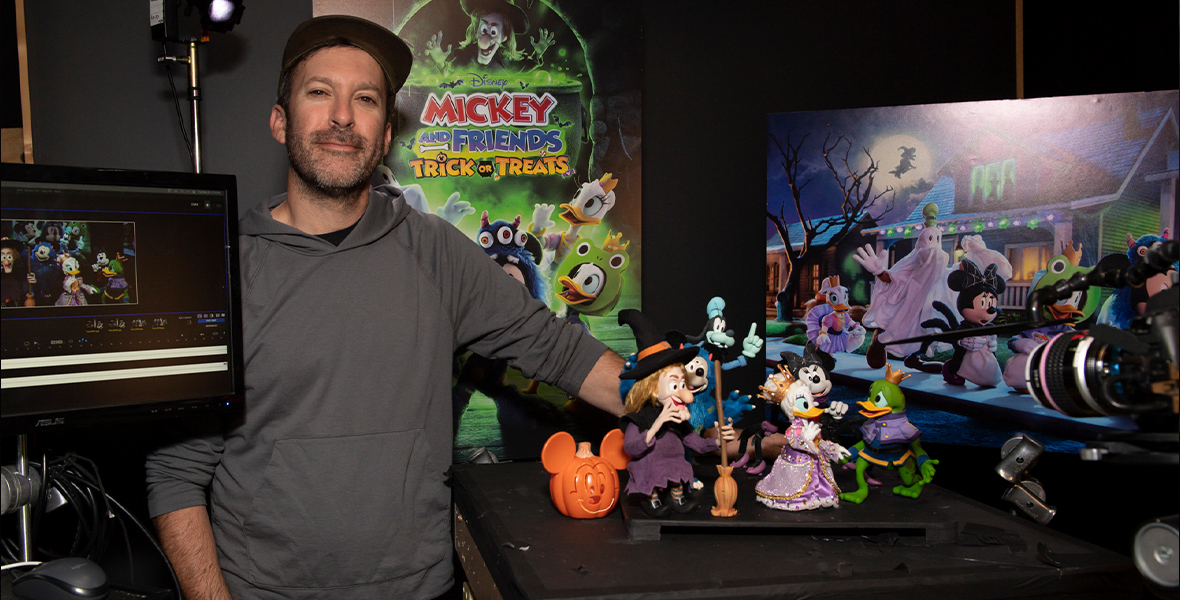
[451,462,1140,600]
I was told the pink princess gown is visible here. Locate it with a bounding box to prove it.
[754,417,844,511]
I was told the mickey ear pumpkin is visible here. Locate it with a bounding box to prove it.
[542,431,577,474]
[598,428,629,471]
[540,430,626,519]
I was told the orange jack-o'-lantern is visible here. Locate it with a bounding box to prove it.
[541,429,629,519]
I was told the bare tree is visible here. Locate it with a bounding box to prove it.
[767,129,895,319]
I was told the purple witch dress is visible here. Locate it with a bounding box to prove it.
[755,416,844,511]
[621,405,718,495]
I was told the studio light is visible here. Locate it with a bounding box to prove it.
[188,0,245,33]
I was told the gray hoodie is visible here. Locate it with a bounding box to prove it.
[146,185,607,599]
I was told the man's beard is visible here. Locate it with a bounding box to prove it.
[286,122,385,202]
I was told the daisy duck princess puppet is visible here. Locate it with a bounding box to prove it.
[617,309,736,518]
[753,365,850,511]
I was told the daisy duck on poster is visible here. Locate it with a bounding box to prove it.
[839,365,937,504]
[753,364,850,511]
[804,275,866,354]
[617,309,735,518]
[529,173,618,272]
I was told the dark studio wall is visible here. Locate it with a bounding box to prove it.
[20,1,307,205]
[4,0,1178,586]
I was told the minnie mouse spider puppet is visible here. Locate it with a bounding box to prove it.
[617,309,736,518]
[921,259,1005,387]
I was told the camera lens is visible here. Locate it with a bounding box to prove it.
[1026,331,1115,417]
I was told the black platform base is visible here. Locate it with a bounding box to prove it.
[621,463,959,542]
[451,461,1140,599]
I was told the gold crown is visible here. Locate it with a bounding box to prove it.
[602,231,630,252]
[598,172,618,194]
[1060,241,1083,267]
[883,364,910,385]
[758,364,796,403]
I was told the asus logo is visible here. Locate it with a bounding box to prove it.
[35,418,66,427]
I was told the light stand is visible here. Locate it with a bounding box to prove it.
[159,40,203,173]
[15,435,34,562]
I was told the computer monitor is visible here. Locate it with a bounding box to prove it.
[1,163,244,434]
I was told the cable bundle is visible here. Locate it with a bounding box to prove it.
[0,452,180,598]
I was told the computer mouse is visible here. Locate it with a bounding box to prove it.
[11,557,108,600]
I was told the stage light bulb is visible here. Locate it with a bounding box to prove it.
[209,0,234,21]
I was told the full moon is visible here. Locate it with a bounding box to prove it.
[865,135,932,189]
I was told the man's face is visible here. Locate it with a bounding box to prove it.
[272,46,392,200]
[1,248,14,272]
[477,13,507,65]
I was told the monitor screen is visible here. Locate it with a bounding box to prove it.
[1,164,244,434]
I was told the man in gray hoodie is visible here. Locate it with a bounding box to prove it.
[145,15,625,600]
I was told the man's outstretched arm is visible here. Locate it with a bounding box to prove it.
[576,349,626,417]
[155,506,232,600]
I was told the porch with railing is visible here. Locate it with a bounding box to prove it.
[999,281,1031,313]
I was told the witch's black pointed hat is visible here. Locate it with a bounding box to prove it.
[618,309,699,380]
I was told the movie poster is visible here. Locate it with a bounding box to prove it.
[765,91,1177,450]
[388,0,642,461]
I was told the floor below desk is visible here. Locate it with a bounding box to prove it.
[451,461,1140,600]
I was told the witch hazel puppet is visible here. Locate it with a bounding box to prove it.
[617,309,736,518]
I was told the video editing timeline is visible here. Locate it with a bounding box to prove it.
[2,305,233,388]
[2,311,229,356]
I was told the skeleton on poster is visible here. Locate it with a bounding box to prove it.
[388,0,643,460]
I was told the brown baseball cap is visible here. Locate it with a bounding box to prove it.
[280,15,413,96]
